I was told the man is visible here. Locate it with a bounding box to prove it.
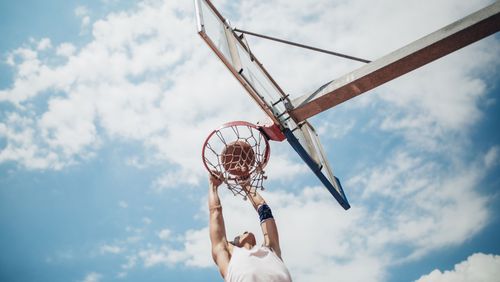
[208,173,292,281]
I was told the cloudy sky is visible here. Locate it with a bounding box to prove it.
[1,0,499,281]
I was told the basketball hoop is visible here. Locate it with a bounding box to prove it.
[202,121,271,199]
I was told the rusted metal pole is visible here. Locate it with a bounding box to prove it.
[290,2,500,122]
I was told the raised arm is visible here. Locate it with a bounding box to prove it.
[208,173,230,278]
[242,184,282,259]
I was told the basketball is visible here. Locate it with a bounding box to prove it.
[221,140,256,177]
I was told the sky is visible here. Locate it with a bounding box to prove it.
[0,0,499,281]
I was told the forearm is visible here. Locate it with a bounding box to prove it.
[244,187,280,255]
[244,187,266,211]
[208,184,227,244]
[208,184,222,210]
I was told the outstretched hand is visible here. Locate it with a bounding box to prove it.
[237,177,252,191]
[209,171,224,188]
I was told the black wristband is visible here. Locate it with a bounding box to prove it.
[258,204,274,223]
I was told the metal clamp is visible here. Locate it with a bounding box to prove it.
[290,121,306,132]
[276,111,289,119]
[271,94,290,107]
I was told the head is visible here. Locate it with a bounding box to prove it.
[230,231,256,248]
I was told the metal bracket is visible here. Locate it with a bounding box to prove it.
[271,94,290,107]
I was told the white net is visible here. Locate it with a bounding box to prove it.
[203,122,270,198]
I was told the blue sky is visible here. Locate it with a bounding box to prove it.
[1,1,499,282]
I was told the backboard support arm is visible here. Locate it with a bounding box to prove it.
[290,2,500,122]
[234,28,371,64]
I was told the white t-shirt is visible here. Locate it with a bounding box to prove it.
[226,246,292,282]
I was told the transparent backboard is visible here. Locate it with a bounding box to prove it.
[195,0,350,209]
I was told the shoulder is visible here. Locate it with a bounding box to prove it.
[262,244,282,260]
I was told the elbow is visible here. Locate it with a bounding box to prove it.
[268,243,282,259]
[275,247,283,260]
[274,245,282,255]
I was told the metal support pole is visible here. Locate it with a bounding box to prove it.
[234,28,371,63]
[290,2,500,122]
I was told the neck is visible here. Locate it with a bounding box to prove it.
[241,242,254,250]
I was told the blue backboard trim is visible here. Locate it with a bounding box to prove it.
[284,128,350,210]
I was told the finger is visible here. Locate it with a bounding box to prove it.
[209,170,224,182]
[237,178,251,188]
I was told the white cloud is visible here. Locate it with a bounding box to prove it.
[376,43,498,151]
[125,156,148,169]
[118,201,128,208]
[82,16,90,28]
[40,91,99,157]
[5,47,41,80]
[317,119,356,140]
[152,169,201,191]
[75,6,89,17]
[126,236,142,244]
[142,217,152,225]
[75,6,91,28]
[80,272,102,282]
[158,229,171,241]
[37,38,52,50]
[100,244,123,255]
[138,249,168,267]
[138,246,190,268]
[0,113,65,170]
[121,255,137,270]
[347,150,491,261]
[45,249,75,263]
[56,43,76,57]
[416,253,500,282]
[264,152,309,183]
[484,146,499,169]
[178,228,213,267]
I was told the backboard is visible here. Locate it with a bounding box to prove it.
[195,0,350,209]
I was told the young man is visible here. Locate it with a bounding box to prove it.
[208,173,292,281]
